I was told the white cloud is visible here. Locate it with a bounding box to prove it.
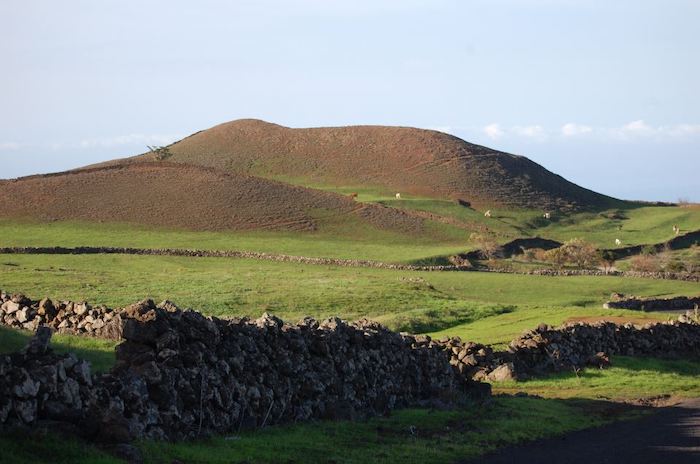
[607,120,700,140]
[663,124,700,137]
[470,120,700,144]
[512,125,546,140]
[561,123,592,137]
[618,119,655,137]
[483,123,504,139]
[0,142,21,150]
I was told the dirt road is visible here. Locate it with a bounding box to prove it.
[469,399,700,464]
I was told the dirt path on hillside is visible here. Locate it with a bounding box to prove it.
[467,398,700,464]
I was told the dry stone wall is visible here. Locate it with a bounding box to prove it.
[603,294,700,311]
[0,295,488,443]
[0,291,123,339]
[526,268,699,282]
[442,316,700,381]
[0,246,466,271]
[0,327,95,428]
[3,288,700,445]
[1,246,697,281]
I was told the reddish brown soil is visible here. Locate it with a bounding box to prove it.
[0,162,429,233]
[100,119,617,210]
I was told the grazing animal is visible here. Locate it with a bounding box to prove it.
[349,192,358,200]
[673,224,680,235]
[484,210,492,218]
[395,193,401,199]
[543,212,551,219]
[615,238,622,246]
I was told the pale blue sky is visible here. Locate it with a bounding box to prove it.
[1,0,698,201]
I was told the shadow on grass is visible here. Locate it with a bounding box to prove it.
[1,395,644,464]
[132,397,652,463]
[0,428,121,464]
[381,304,516,334]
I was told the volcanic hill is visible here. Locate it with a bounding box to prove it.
[0,162,430,233]
[105,119,618,211]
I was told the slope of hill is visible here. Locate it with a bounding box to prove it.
[106,119,619,211]
[0,162,432,234]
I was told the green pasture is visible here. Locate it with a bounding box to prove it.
[495,356,700,400]
[0,219,471,263]
[1,253,694,338]
[1,202,699,464]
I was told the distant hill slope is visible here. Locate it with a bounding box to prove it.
[0,162,431,234]
[105,119,619,211]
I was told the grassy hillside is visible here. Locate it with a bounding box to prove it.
[243,182,700,249]
[103,119,617,210]
[0,157,697,463]
[1,202,697,265]
[0,163,468,241]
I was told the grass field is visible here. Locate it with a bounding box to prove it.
[1,204,698,267]
[1,204,699,463]
[1,253,694,336]
[0,219,471,263]
[494,356,700,400]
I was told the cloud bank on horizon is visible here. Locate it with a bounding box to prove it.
[1,0,698,202]
[475,120,700,142]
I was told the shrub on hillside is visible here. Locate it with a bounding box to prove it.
[521,248,537,262]
[532,248,549,262]
[629,254,662,272]
[543,238,600,269]
[469,233,503,260]
[686,245,700,274]
[543,247,568,269]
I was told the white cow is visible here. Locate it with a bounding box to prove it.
[615,238,622,246]
[395,193,401,199]
[484,210,492,218]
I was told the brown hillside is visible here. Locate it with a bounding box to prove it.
[0,162,430,234]
[107,119,617,210]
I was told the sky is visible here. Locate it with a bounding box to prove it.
[1,0,698,202]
